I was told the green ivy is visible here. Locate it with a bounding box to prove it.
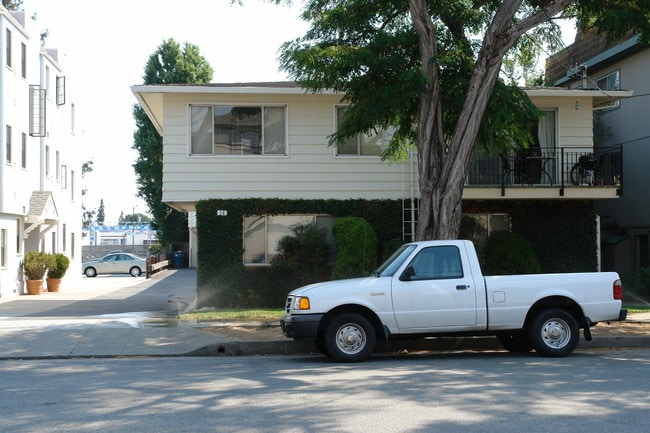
[331,217,378,279]
[195,198,402,308]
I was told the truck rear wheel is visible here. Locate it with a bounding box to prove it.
[324,313,375,363]
[528,309,579,357]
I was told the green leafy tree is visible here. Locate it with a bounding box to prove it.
[81,160,95,229]
[96,199,105,225]
[2,0,23,10]
[276,0,650,241]
[132,38,213,245]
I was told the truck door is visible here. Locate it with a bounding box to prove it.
[391,245,477,329]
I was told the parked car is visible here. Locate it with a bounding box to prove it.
[281,239,626,362]
[82,253,147,277]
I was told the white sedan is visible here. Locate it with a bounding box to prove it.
[82,253,147,278]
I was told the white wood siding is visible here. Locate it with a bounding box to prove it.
[528,95,594,149]
[161,93,410,210]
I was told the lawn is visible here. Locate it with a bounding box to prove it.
[180,308,285,322]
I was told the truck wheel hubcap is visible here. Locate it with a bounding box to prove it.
[541,319,570,348]
[336,324,366,354]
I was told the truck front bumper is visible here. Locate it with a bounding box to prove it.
[281,313,323,341]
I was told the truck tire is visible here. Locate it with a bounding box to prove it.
[324,313,376,363]
[528,309,579,357]
[497,333,533,353]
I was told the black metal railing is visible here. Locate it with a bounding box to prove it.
[466,146,622,193]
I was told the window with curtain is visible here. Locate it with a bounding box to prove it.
[190,104,287,156]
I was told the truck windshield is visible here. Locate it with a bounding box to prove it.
[373,244,417,277]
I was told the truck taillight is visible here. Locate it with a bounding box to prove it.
[613,279,623,300]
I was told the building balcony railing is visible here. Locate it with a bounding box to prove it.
[466,146,623,196]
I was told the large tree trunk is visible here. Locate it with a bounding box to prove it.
[409,0,569,241]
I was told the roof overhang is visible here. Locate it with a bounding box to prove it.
[131,84,634,136]
[131,83,338,135]
[524,87,633,109]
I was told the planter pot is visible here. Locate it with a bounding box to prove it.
[46,278,62,292]
[26,279,44,295]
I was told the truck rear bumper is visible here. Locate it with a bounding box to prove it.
[281,313,323,341]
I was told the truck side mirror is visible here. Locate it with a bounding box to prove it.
[400,266,416,281]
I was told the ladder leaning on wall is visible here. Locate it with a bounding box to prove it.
[402,151,419,242]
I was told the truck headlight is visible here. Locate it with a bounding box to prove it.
[292,296,311,311]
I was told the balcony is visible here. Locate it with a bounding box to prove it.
[464,146,623,200]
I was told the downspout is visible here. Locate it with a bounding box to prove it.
[39,53,45,191]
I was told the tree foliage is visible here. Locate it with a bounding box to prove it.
[81,160,95,228]
[96,199,105,225]
[132,38,213,246]
[277,0,649,241]
[2,0,22,10]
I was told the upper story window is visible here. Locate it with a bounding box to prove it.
[335,105,391,156]
[597,70,620,91]
[21,133,26,169]
[21,42,26,78]
[596,70,621,111]
[5,29,11,68]
[190,104,287,156]
[5,125,12,164]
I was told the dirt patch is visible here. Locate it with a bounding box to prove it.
[199,321,649,341]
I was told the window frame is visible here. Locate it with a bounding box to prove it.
[5,29,11,68]
[189,103,288,157]
[21,132,26,168]
[5,125,11,164]
[334,105,391,157]
[21,42,26,78]
[242,214,334,266]
[596,70,621,111]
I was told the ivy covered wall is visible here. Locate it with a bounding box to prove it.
[464,199,598,272]
[195,198,403,307]
[195,198,598,308]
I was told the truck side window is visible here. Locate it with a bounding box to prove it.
[407,246,463,280]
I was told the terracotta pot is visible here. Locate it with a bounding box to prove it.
[46,278,62,292]
[26,279,43,295]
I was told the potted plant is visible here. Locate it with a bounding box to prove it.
[46,253,70,292]
[22,251,52,295]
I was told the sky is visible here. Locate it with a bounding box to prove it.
[20,1,576,224]
[21,0,310,223]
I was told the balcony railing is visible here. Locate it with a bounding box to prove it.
[466,146,623,195]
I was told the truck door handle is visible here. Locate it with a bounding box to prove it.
[456,285,468,290]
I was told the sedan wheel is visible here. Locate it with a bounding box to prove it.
[130,267,142,277]
[84,267,97,278]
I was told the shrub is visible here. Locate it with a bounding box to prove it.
[271,222,331,288]
[22,251,53,280]
[332,217,378,279]
[483,231,541,275]
[47,253,70,279]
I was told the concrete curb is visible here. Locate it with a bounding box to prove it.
[184,335,650,358]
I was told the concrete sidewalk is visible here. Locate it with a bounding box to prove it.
[0,269,231,359]
[0,269,648,359]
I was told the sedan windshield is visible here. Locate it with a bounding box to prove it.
[373,244,416,277]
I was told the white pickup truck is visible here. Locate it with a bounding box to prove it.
[280,240,627,362]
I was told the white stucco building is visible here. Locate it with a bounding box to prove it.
[1,6,82,298]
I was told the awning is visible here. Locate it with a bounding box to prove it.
[23,191,59,238]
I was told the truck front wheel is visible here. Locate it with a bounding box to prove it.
[324,313,376,363]
[528,309,579,357]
